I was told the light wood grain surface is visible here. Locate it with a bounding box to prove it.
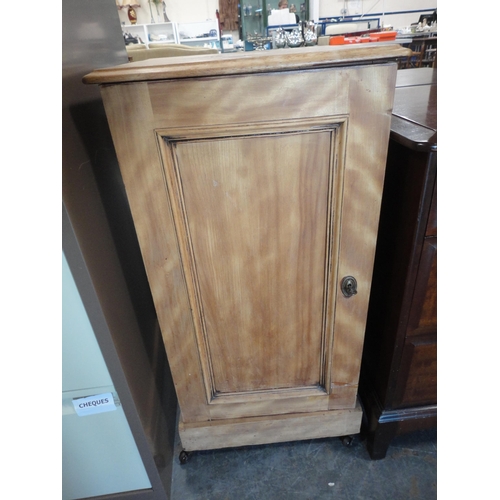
[173,131,331,394]
[179,400,363,451]
[93,47,400,449]
[83,44,410,84]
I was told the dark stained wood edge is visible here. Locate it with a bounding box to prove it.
[83,44,410,84]
[360,385,437,459]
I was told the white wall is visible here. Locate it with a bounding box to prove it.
[117,0,219,26]
[116,0,437,31]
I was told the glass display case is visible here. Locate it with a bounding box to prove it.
[240,0,309,49]
[241,1,265,38]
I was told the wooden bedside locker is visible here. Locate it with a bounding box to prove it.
[83,44,409,460]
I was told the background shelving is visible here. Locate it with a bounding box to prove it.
[121,22,178,47]
[121,21,219,49]
[176,21,220,48]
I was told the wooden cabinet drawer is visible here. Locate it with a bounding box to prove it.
[407,237,437,338]
[396,338,437,408]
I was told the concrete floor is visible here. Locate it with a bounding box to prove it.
[170,427,437,499]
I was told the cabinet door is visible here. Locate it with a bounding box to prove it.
[101,64,396,423]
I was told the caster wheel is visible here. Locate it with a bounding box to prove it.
[179,450,190,465]
[341,435,354,447]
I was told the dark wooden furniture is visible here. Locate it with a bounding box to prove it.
[396,36,437,69]
[360,68,437,460]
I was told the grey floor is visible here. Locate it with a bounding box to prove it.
[170,426,437,500]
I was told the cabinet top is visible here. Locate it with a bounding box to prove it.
[83,44,410,85]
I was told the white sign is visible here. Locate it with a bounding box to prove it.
[72,393,116,417]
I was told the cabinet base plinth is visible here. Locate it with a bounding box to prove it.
[179,400,363,452]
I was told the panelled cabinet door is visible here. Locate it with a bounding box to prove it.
[87,46,405,451]
[159,118,348,421]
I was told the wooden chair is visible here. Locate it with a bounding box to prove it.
[399,40,425,69]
